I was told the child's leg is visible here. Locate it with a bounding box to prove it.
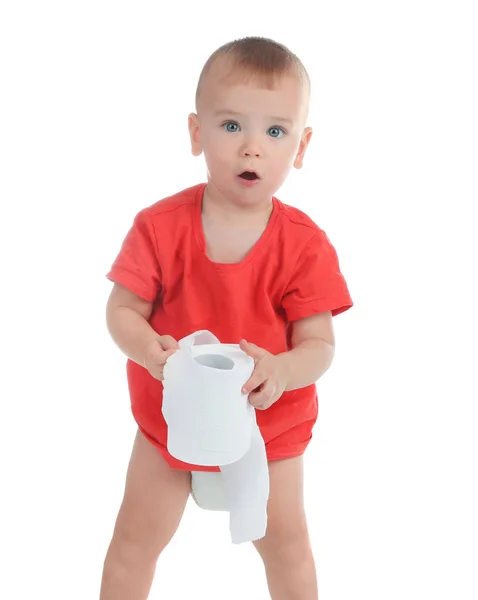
[253,456,318,600]
[100,429,191,600]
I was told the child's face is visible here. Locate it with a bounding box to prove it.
[189,66,312,206]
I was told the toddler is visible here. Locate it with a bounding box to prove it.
[101,36,353,600]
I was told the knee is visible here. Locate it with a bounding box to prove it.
[255,525,313,568]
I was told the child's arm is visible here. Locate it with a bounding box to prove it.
[240,311,335,409]
[283,310,335,391]
[106,282,178,374]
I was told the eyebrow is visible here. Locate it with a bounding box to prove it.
[213,109,293,125]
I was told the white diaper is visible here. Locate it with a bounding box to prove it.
[191,471,228,511]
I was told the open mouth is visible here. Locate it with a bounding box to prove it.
[239,171,259,181]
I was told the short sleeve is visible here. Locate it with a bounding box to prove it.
[281,231,353,321]
[106,210,161,302]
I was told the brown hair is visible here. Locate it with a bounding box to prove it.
[195,37,310,109]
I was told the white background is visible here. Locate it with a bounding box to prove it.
[1,1,477,599]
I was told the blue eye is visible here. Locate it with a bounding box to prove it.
[268,126,285,138]
[223,121,240,133]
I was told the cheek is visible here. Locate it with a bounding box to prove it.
[286,137,304,163]
[202,139,234,176]
[274,140,299,168]
[204,132,235,159]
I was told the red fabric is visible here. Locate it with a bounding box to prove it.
[106,183,353,470]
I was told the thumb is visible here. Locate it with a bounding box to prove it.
[149,339,174,360]
[240,339,267,361]
[159,335,180,351]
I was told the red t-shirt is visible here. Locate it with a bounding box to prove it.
[106,183,353,471]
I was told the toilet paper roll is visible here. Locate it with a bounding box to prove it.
[162,330,270,544]
[163,331,256,466]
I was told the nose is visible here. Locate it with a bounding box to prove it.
[240,137,262,158]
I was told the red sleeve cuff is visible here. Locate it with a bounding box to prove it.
[286,296,354,322]
[106,267,157,303]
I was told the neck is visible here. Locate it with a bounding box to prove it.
[202,182,273,223]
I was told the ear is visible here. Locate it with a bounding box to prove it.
[293,127,313,169]
[188,112,203,157]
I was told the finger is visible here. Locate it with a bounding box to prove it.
[163,348,177,359]
[242,371,267,395]
[151,344,176,365]
[240,339,267,362]
[255,400,273,410]
[249,379,276,408]
[149,364,164,381]
[160,335,180,350]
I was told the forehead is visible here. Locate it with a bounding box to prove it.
[198,59,309,120]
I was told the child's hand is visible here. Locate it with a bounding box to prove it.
[239,339,290,410]
[144,335,179,381]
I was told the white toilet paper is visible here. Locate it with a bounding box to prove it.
[162,330,270,544]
